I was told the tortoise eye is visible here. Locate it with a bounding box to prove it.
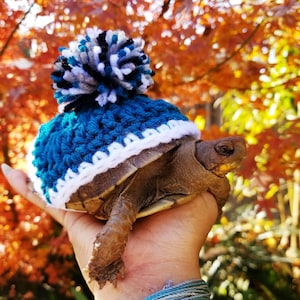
[214,141,234,157]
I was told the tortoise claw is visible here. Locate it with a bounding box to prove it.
[88,257,125,288]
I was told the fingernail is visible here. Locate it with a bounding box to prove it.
[26,177,36,194]
[1,163,13,176]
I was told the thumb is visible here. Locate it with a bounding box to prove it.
[1,163,65,225]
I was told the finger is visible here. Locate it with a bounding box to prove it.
[1,164,65,225]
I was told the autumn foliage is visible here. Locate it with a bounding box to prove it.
[1,0,299,299]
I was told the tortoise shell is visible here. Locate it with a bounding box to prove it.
[67,138,184,219]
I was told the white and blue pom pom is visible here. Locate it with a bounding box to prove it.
[51,28,154,112]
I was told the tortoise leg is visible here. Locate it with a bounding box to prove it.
[207,175,230,215]
[87,176,141,288]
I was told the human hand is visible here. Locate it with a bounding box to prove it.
[2,164,218,300]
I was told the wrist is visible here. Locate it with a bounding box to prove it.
[91,257,202,300]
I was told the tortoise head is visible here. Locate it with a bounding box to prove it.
[195,136,247,177]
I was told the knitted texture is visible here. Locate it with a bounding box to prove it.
[28,28,200,208]
[29,95,199,207]
[52,28,154,112]
[145,279,211,300]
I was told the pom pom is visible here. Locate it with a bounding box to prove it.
[51,28,155,112]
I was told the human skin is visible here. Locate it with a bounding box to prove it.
[2,164,218,300]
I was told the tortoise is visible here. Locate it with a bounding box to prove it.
[27,28,247,289]
[67,135,246,288]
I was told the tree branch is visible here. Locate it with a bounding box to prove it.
[179,21,264,86]
[0,2,35,58]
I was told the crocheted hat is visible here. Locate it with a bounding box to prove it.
[28,28,200,209]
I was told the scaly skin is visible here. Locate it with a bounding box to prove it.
[88,175,140,288]
[195,136,246,176]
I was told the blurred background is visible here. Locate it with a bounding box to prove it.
[0,0,299,299]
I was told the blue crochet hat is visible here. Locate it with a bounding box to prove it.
[28,28,200,208]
